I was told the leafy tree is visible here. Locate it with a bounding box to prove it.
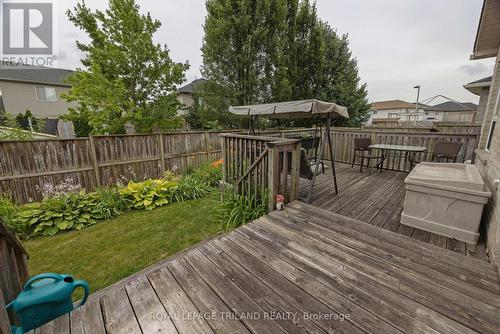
[317,24,370,127]
[64,0,188,134]
[15,110,38,131]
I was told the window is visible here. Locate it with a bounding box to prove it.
[486,117,496,151]
[35,86,57,101]
[372,110,377,115]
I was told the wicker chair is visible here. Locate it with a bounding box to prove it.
[351,138,381,173]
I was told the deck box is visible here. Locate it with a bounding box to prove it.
[401,162,491,244]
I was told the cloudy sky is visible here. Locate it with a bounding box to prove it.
[55,0,494,104]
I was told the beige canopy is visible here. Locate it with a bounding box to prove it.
[228,99,349,119]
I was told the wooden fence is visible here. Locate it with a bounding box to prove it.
[263,128,478,172]
[0,128,479,203]
[328,129,478,172]
[363,123,482,134]
[0,221,29,332]
[0,131,230,203]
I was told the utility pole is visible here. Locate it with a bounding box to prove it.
[413,85,421,113]
[413,85,421,125]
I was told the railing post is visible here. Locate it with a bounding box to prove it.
[88,136,101,187]
[290,141,300,202]
[267,143,279,212]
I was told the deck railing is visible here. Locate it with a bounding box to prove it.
[0,221,29,331]
[220,134,300,211]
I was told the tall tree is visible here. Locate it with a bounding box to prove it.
[64,0,188,134]
[318,23,370,126]
[192,0,369,129]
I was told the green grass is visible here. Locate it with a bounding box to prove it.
[23,194,220,298]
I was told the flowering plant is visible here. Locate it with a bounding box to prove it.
[35,178,84,199]
[211,159,224,168]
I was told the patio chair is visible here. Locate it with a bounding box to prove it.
[351,138,381,173]
[431,141,463,162]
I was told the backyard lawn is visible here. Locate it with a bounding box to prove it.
[22,194,220,298]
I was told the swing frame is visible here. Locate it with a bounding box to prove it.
[229,99,348,201]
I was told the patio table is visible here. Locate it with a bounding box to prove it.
[369,143,427,171]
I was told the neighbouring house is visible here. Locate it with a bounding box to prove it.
[423,101,479,123]
[0,63,76,134]
[464,75,492,123]
[367,99,426,125]
[176,78,207,116]
[367,98,479,126]
[470,0,500,272]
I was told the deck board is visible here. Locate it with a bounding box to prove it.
[40,201,500,333]
[300,162,489,260]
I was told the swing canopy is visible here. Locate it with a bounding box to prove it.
[228,99,349,120]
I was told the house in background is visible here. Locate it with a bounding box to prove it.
[367,98,479,126]
[470,0,500,272]
[464,75,492,123]
[366,99,426,125]
[176,78,207,116]
[424,101,479,122]
[0,63,76,134]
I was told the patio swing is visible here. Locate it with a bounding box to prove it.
[229,99,349,202]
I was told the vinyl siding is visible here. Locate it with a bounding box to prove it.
[0,80,76,119]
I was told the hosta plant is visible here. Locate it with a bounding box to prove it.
[14,192,99,237]
[120,179,177,210]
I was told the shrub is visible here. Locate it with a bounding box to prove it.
[212,187,268,232]
[0,196,25,237]
[170,175,211,202]
[92,186,128,218]
[119,179,177,210]
[191,163,223,187]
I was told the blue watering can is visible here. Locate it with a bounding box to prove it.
[6,273,89,334]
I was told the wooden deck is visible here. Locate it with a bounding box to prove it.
[32,201,500,334]
[298,162,489,260]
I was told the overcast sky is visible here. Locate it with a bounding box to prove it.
[55,0,494,104]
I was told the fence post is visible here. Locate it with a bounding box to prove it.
[204,132,210,163]
[267,143,279,212]
[221,136,228,183]
[289,141,300,202]
[88,136,101,187]
[159,133,165,175]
